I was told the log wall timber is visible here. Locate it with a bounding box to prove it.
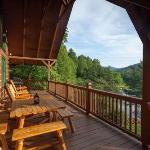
[0,65,1,90]
[0,4,9,93]
[0,4,2,90]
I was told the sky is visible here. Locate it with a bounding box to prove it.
[66,0,143,68]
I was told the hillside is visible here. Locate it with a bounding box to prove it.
[108,63,142,72]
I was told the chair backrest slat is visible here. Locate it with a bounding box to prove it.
[5,84,15,102]
[10,80,17,92]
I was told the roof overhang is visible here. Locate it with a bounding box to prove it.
[2,0,75,65]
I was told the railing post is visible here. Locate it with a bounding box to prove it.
[65,81,68,102]
[55,79,56,95]
[47,80,50,92]
[86,82,92,115]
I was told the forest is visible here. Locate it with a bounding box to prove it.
[10,32,142,98]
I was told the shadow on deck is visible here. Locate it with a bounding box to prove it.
[9,91,142,150]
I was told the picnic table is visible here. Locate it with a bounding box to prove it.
[10,98,66,128]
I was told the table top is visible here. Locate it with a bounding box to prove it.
[10,99,66,118]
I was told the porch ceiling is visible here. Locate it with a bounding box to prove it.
[1,0,149,65]
[2,0,75,65]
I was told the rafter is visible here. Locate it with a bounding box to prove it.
[123,0,150,10]
[126,6,150,43]
[49,1,75,59]
[37,0,52,58]
[62,0,68,6]
[48,2,64,59]
[106,0,150,10]
[59,0,75,21]
[22,0,28,57]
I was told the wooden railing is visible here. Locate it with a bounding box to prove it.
[48,80,142,140]
[23,80,48,90]
[21,80,141,140]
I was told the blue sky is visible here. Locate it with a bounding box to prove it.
[66,0,143,68]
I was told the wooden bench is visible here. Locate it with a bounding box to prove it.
[12,121,67,150]
[0,111,9,150]
[57,109,75,133]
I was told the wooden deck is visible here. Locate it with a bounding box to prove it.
[7,91,142,150]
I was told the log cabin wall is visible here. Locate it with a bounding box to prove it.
[0,13,2,91]
[0,12,9,96]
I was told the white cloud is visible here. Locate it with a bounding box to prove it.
[66,0,143,68]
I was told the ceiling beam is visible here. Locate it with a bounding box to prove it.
[37,0,52,58]
[49,1,74,59]
[106,0,150,10]
[9,55,56,61]
[58,0,75,21]
[123,0,150,10]
[23,0,28,57]
[126,6,150,43]
[48,2,64,58]
[106,0,126,8]
[62,0,68,6]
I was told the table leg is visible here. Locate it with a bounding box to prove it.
[15,116,25,150]
[18,116,25,129]
[0,134,8,150]
[52,111,57,121]
[56,130,66,150]
[15,139,24,150]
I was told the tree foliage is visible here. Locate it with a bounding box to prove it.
[10,31,142,97]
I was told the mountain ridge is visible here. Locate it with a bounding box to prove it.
[107,62,142,72]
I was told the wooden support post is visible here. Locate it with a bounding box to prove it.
[86,82,92,115]
[48,65,50,82]
[41,60,56,82]
[65,80,68,102]
[142,42,150,149]
[48,80,50,92]
[55,77,57,95]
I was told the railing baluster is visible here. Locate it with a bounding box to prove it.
[129,102,132,131]
[98,93,99,115]
[108,96,111,120]
[102,95,104,118]
[135,103,137,134]
[124,101,127,129]
[112,97,114,123]
[105,96,108,119]
[116,98,118,125]
[120,99,122,127]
